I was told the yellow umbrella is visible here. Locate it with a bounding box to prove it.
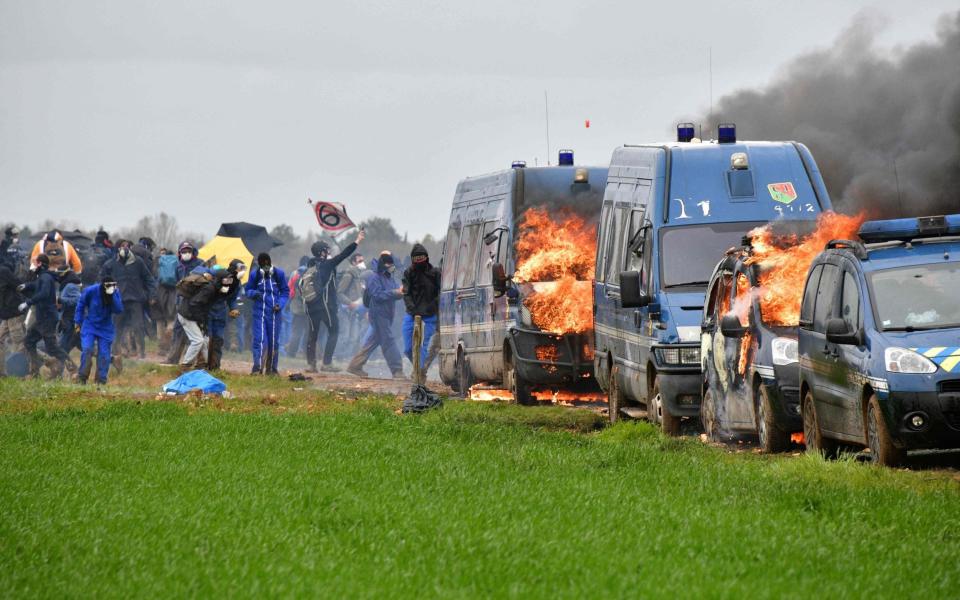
[198,236,254,282]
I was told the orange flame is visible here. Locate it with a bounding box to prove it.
[514,208,596,335]
[745,211,865,327]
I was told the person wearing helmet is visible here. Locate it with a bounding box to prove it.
[74,275,124,385]
[244,253,288,375]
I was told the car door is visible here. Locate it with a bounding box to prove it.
[455,220,483,354]
[809,262,845,432]
[834,268,868,440]
[725,269,755,427]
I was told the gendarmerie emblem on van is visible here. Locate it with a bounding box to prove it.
[767,182,798,204]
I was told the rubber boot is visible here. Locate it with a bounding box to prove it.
[165,337,186,366]
[207,338,223,371]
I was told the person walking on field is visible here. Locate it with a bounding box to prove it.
[347,251,405,379]
[206,260,244,371]
[100,239,156,363]
[0,260,26,376]
[285,256,311,358]
[164,242,204,365]
[303,229,365,373]
[245,253,288,375]
[19,255,72,378]
[175,268,219,373]
[74,275,124,385]
[401,243,440,371]
[337,253,368,355]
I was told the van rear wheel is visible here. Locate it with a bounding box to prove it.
[701,388,720,441]
[757,385,790,453]
[608,366,625,424]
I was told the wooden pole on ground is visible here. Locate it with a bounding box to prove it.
[412,315,424,386]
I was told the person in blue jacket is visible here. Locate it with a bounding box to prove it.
[74,275,124,384]
[346,251,406,379]
[244,253,288,375]
[19,254,72,378]
[206,260,244,371]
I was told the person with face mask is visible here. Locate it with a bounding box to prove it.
[0,257,26,376]
[302,229,365,373]
[74,275,124,385]
[401,243,441,373]
[0,226,27,274]
[162,241,204,366]
[337,253,369,355]
[244,253,288,375]
[176,267,220,374]
[19,254,72,378]
[205,260,244,371]
[99,239,157,363]
[347,251,405,379]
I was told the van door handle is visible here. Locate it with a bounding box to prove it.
[489,301,495,319]
[605,290,620,299]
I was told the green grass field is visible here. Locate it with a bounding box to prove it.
[1,365,959,597]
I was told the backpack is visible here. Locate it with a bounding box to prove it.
[43,238,67,271]
[298,265,321,305]
[176,273,209,299]
[158,254,178,286]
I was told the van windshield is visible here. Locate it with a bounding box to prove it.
[659,222,764,288]
[869,262,960,330]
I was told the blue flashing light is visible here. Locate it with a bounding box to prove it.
[858,214,960,243]
[558,149,574,166]
[677,122,695,143]
[718,123,736,144]
[511,160,527,169]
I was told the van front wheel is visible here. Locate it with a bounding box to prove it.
[653,378,681,436]
[505,351,534,406]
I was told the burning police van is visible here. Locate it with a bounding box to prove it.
[700,214,862,452]
[596,124,834,434]
[799,214,960,466]
[437,151,607,403]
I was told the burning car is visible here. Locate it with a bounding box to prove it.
[700,213,864,452]
[799,214,960,466]
[437,151,607,403]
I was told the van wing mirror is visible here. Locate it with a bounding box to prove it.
[720,314,747,338]
[492,263,508,296]
[619,271,649,308]
[825,318,860,345]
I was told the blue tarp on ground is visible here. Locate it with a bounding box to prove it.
[162,370,227,395]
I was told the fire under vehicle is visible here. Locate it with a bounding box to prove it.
[597,124,833,434]
[799,214,960,466]
[437,151,607,403]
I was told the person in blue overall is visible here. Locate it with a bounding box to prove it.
[346,252,405,379]
[244,253,288,375]
[206,260,244,371]
[74,275,124,385]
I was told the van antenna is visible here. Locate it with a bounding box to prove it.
[544,90,551,166]
[709,47,713,120]
[892,158,905,216]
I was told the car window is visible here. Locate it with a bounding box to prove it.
[596,203,612,284]
[799,264,823,329]
[626,210,645,273]
[456,224,482,289]
[441,224,461,291]
[813,264,841,333]
[476,221,500,286]
[606,207,628,285]
[842,271,861,331]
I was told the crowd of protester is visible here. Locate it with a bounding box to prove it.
[0,225,440,385]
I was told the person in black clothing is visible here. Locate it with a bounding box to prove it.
[0,261,26,376]
[176,271,218,373]
[303,229,365,373]
[100,239,156,360]
[401,243,441,371]
[20,254,71,378]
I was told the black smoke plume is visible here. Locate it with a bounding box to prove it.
[701,11,960,217]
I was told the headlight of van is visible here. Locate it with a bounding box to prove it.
[885,347,937,374]
[656,347,700,365]
[772,337,798,366]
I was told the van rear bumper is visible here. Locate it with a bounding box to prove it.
[509,327,594,385]
[659,370,702,417]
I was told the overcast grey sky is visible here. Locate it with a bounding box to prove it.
[1,0,956,240]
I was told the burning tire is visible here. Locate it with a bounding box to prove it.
[651,378,681,436]
[867,395,905,467]
[757,385,790,453]
[701,388,720,441]
[504,351,534,406]
[607,366,625,424]
[802,391,838,458]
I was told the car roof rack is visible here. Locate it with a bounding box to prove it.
[825,239,868,260]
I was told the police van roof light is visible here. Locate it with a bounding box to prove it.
[677,122,695,143]
[858,214,960,243]
[718,123,736,144]
[574,167,588,183]
[730,152,749,170]
[558,149,574,166]
[511,160,526,169]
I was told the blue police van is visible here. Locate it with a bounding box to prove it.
[799,214,960,466]
[596,124,833,433]
[438,152,608,401]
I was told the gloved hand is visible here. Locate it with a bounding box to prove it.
[74,324,81,333]
[273,304,281,313]
[228,309,240,318]
[18,302,28,313]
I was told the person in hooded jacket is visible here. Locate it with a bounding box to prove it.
[163,241,204,365]
[0,261,25,376]
[401,243,441,371]
[303,229,365,373]
[74,275,124,384]
[244,253,288,375]
[100,240,156,361]
[30,230,83,275]
[1,227,27,275]
[176,267,219,373]
[206,260,244,371]
[19,254,72,378]
[57,269,83,356]
[285,256,310,358]
[347,251,405,379]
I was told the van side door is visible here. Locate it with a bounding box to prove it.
[455,220,484,353]
[809,262,845,432]
[834,268,868,440]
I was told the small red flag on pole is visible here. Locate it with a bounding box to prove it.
[309,199,356,232]
[585,119,590,128]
